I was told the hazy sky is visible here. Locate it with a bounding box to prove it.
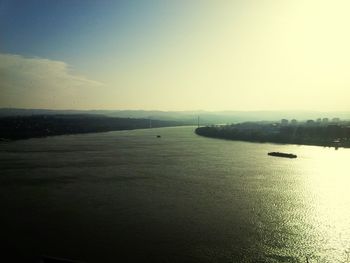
[1,0,350,111]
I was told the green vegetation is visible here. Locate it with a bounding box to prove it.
[195,120,350,148]
[0,115,184,140]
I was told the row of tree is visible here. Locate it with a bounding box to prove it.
[0,115,183,140]
[195,122,350,148]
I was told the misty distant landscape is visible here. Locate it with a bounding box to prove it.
[1,107,350,124]
[1,108,350,147]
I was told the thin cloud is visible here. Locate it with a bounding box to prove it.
[0,53,104,109]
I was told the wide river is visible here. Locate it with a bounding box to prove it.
[1,126,350,262]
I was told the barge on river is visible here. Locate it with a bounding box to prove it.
[268,152,297,158]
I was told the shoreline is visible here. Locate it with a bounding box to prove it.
[0,115,185,142]
[195,126,350,149]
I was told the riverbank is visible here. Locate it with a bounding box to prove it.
[0,115,184,141]
[195,122,350,148]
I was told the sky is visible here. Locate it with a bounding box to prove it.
[1,0,350,111]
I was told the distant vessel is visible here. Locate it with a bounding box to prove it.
[268,152,297,158]
[157,135,161,138]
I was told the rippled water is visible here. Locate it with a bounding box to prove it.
[1,126,349,262]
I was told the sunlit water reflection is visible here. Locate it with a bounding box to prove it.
[0,126,349,262]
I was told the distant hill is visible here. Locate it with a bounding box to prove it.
[1,108,350,125]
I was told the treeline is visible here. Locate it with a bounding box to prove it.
[195,122,350,148]
[0,114,183,140]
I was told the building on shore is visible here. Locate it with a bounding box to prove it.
[291,119,298,125]
[281,119,289,126]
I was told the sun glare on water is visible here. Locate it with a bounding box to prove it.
[299,147,350,261]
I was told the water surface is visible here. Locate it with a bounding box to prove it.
[1,126,349,262]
